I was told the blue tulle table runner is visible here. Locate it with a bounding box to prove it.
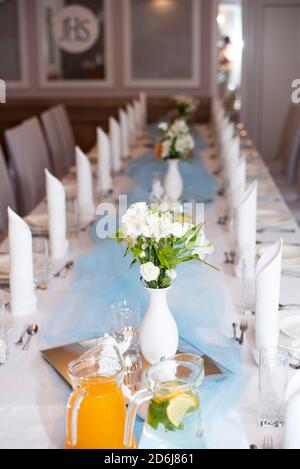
[41,123,242,448]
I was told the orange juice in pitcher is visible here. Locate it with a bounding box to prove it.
[65,350,135,449]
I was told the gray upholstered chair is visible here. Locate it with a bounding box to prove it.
[52,105,76,168]
[275,104,300,184]
[0,145,17,240]
[41,109,68,179]
[5,119,50,216]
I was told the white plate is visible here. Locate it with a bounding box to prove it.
[281,315,300,341]
[257,208,292,226]
[63,181,77,200]
[258,181,278,197]
[279,310,300,351]
[257,244,300,269]
[0,254,10,279]
[0,310,14,335]
[25,213,49,232]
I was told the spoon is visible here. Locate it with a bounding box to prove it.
[22,324,39,351]
[15,325,29,345]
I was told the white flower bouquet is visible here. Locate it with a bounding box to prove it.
[156,120,195,160]
[173,95,199,119]
[115,202,214,289]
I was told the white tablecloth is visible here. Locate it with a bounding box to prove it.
[1,129,300,449]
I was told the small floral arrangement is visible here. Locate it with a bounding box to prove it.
[156,120,195,160]
[173,95,199,119]
[115,202,214,289]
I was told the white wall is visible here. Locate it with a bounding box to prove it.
[1,0,215,98]
[241,0,300,161]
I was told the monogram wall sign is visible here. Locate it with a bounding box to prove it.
[53,5,100,54]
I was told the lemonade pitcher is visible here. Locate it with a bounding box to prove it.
[65,348,133,449]
[124,358,206,449]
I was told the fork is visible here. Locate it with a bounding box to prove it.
[257,228,295,234]
[262,435,274,449]
[239,319,248,345]
[54,261,74,278]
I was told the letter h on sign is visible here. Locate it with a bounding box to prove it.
[59,16,91,43]
[0,80,6,104]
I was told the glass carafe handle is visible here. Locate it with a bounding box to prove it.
[66,388,86,448]
[124,388,153,448]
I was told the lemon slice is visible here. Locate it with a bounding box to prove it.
[166,394,198,428]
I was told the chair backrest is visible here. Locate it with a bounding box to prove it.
[276,104,300,184]
[22,116,52,173]
[0,145,17,240]
[52,105,75,167]
[5,122,48,216]
[41,109,68,179]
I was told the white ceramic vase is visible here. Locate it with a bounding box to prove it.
[139,287,179,364]
[164,159,183,203]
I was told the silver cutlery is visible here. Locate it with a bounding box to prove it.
[289,362,300,370]
[257,241,300,247]
[262,435,274,450]
[239,319,248,345]
[15,325,29,345]
[257,228,296,234]
[22,324,39,351]
[218,215,229,226]
[224,251,235,264]
[232,323,238,341]
[279,303,300,309]
[81,220,95,232]
[54,261,74,278]
[123,349,142,393]
[282,270,300,278]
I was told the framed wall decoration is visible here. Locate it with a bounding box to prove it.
[123,0,201,88]
[37,0,113,88]
[0,0,29,89]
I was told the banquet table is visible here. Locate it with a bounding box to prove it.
[1,122,300,450]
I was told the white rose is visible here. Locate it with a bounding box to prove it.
[171,222,190,238]
[166,269,177,280]
[140,262,160,282]
[161,140,171,159]
[158,122,168,132]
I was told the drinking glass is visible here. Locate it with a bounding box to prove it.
[33,237,49,290]
[111,300,140,347]
[66,199,79,239]
[241,259,256,316]
[258,347,289,427]
[0,303,9,364]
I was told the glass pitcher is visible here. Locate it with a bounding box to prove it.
[124,358,206,449]
[65,348,135,449]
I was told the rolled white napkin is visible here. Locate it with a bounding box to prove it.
[8,208,37,316]
[283,393,300,449]
[109,117,122,173]
[218,121,234,147]
[228,157,246,212]
[75,146,95,226]
[45,169,69,260]
[126,104,136,147]
[255,239,282,353]
[139,91,147,128]
[222,137,241,184]
[234,180,257,274]
[133,100,143,138]
[96,127,113,194]
[119,109,130,160]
